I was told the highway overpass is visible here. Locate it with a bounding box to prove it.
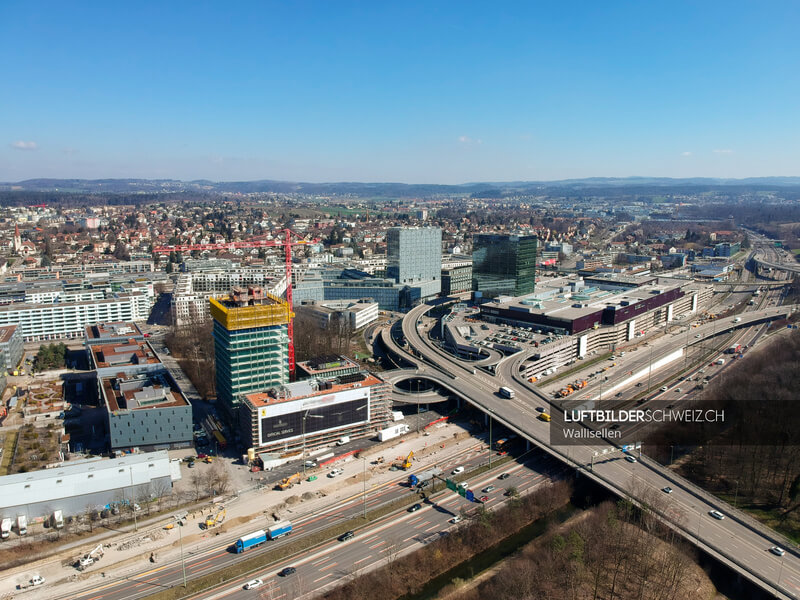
[383,301,799,599]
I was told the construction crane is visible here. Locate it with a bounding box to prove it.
[204,508,226,529]
[152,229,318,377]
[276,472,302,491]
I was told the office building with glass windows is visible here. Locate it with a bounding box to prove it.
[472,233,538,298]
[210,286,293,422]
[386,227,442,300]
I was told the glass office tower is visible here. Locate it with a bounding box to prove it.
[472,233,538,298]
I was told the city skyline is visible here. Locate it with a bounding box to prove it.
[2,1,798,182]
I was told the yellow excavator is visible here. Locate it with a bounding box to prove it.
[394,451,413,470]
[277,472,301,490]
[204,508,226,529]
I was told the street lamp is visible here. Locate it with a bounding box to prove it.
[174,514,187,588]
[488,410,494,468]
[362,457,368,519]
[302,411,323,476]
[129,466,138,532]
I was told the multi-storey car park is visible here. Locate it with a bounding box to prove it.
[444,274,717,378]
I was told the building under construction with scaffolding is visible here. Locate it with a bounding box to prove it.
[211,286,294,422]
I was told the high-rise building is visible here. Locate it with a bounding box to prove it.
[210,286,293,421]
[386,227,442,300]
[472,233,538,298]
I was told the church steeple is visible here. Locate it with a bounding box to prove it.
[13,223,21,253]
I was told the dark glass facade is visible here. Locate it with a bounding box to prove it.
[472,234,538,297]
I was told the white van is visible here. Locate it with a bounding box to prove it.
[336,436,350,446]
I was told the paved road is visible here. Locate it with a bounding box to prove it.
[391,301,800,600]
[194,455,559,600]
[63,441,547,600]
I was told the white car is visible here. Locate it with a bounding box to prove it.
[625,455,637,463]
[244,578,264,590]
[451,466,464,475]
[327,469,343,478]
[660,386,668,392]
[449,515,463,524]
[770,546,786,556]
[457,481,468,490]
[709,510,725,520]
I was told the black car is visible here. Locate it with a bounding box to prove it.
[338,531,355,542]
[279,567,297,577]
[498,473,510,480]
[408,503,422,512]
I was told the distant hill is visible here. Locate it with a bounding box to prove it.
[2,176,800,198]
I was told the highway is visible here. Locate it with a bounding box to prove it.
[61,442,558,600]
[386,300,800,600]
[193,455,559,600]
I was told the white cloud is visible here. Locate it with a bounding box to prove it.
[713,149,733,154]
[11,140,37,151]
[458,135,482,145]
[681,151,692,156]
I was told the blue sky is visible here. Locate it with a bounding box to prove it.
[1,1,798,183]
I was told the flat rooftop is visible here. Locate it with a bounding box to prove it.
[245,373,384,408]
[91,339,161,369]
[102,370,188,412]
[485,279,685,321]
[85,321,143,340]
[0,324,18,344]
[296,355,360,375]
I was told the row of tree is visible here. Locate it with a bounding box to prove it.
[456,500,700,600]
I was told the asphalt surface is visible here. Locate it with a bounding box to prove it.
[389,299,800,600]
[63,441,558,600]
[194,454,560,600]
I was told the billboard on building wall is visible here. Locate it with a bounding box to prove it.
[257,386,371,445]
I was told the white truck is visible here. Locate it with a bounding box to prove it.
[1,517,11,539]
[52,510,64,529]
[336,436,350,446]
[18,575,45,589]
[17,515,27,536]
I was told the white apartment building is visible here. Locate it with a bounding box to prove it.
[0,293,151,341]
[170,269,287,326]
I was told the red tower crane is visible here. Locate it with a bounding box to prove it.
[152,228,319,377]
